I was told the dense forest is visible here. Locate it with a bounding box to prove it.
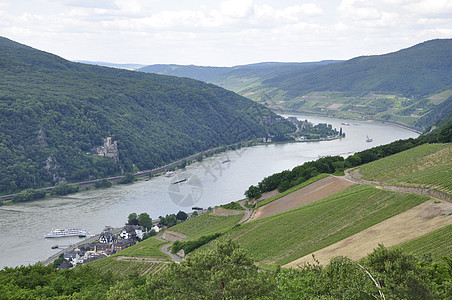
[140,39,452,130]
[262,39,452,98]
[0,240,450,299]
[0,37,295,194]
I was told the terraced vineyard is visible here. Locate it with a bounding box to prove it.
[169,213,243,240]
[205,185,428,268]
[394,224,452,262]
[359,143,452,195]
[87,256,166,277]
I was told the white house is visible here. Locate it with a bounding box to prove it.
[119,225,145,240]
[151,225,160,233]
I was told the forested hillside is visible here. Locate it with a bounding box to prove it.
[140,39,452,130]
[138,61,341,89]
[0,37,294,194]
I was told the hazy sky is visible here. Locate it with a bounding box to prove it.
[1,0,451,66]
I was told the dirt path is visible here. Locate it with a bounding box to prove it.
[283,199,452,268]
[249,176,355,221]
[156,234,182,263]
[344,168,452,201]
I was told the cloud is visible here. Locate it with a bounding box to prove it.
[405,0,452,16]
[220,0,254,18]
[0,0,450,66]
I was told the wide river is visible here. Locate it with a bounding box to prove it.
[0,114,419,268]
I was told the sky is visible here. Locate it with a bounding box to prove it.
[1,0,451,66]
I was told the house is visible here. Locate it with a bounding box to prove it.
[119,225,145,240]
[93,243,113,253]
[151,225,160,233]
[64,250,77,260]
[113,239,135,251]
[59,260,73,270]
[99,231,117,244]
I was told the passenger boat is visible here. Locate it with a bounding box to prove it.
[165,171,175,177]
[44,228,88,238]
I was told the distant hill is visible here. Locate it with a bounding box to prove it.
[0,36,294,194]
[138,61,342,91]
[263,39,452,97]
[74,61,146,70]
[140,40,452,130]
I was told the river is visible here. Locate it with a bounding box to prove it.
[0,114,419,268]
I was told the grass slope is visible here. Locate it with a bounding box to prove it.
[394,224,452,262]
[359,143,452,196]
[170,213,243,240]
[111,237,169,259]
[212,185,428,268]
[87,257,162,277]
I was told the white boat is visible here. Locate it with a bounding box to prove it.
[164,171,175,177]
[366,135,373,143]
[44,228,88,238]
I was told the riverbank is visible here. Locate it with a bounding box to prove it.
[0,138,259,203]
[277,109,424,134]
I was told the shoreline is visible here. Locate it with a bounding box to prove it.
[1,113,422,203]
[277,109,424,134]
[0,139,259,203]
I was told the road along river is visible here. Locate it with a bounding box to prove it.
[0,114,419,268]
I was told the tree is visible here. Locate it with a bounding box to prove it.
[94,179,112,188]
[176,211,188,221]
[244,185,261,200]
[119,173,135,184]
[128,213,137,224]
[438,122,452,142]
[137,213,153,229]
[147,240,276,299]
[179,159,187,169]
[51,182,79,196]
[363,244,435,299]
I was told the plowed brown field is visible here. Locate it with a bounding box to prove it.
[249,176,355,221]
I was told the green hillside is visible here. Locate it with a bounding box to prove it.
[169,213,243,240]
[140,40,452,130]
[0,37,295,194]
[359,143,452,196]
[203,185,428,268]
[395,224,452,262]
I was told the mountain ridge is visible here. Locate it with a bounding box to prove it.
[138,39,452,130]
[0,36,294,194]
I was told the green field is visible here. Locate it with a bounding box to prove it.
[169,213,243,240]
[359,143,452,195]
[87,256,165,277]
[394,224,452,262]
[206,185,428,268]
[111,237,169,259]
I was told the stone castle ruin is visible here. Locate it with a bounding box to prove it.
[96,137,119,163]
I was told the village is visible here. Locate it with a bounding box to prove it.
[53,209,202,269]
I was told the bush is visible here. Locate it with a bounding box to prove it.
[119,173,134,184]
[12,189,46,203]
[51,182,79,196]
[171,233,223,254]
[94,179,112,188]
